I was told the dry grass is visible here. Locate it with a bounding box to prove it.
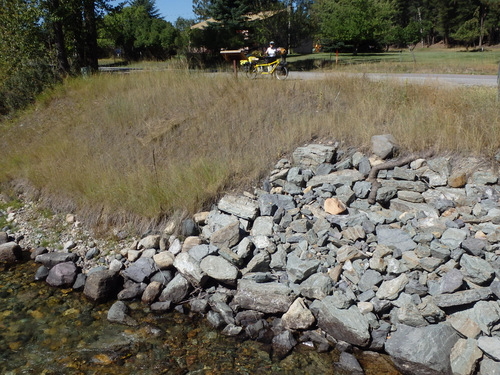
[1,70,499,232]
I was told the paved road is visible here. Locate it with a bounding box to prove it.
[290,71,498,87]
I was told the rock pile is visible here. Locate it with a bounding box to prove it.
[3,135,500,374]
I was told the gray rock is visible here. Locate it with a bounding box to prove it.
[121,257,156,283]
[209,293,235,325]
[338,352,364,374]
[358,269,383,292]
[258,194,295,216]
[396,302,428,327]
[200,255,239,285]
[471,170,498,185]
[272,330,297,359]
[376,227,417,253]
[371,134,398,159]
[376,186,398,205]
[233,280,295,314]
[210,221,241,249]
[477,336,500,361]
[83,269,122,302]
[353,181,372,199]
[440,228,467,249]
[188,244,217,262]
[34,265,49,281]
[221,324,243,337]
[461,238,487,256]
[316,297,371,347]
[242,250,270,274]
[470,301,500,335]
[450,338,482,375]
[299,273,332,300]
[107,301,138,326]
[250,216,274,236]
[158,273,190,304]
[138,235,160,250]
[173,252,208,287]
[35,252,78,268]
[292,144,337,171]
[307,169,364,189]
[218,195,259,220]
[439,268,464,294]
[150,301,172,312]
[117,282,146,300]
[46,261,78,287]
[181,218,199,237]
[397,190,424,203]
[480,358,500,375]
[376,274,409,300]
[286,253,320,283]
[460,254,495,285]
[0,242,22,264]
[432,288,492,308]
[385,323,460,375]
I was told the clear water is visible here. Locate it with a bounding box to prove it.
[0,261,400,374]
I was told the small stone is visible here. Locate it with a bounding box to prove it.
[324,198,347,215]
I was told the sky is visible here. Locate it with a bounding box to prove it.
[150,0,196,23]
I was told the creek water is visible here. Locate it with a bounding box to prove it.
[0,260,400,374]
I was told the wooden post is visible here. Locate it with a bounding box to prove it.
[220,50,247,79]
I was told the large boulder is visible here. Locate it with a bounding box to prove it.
[385,323,460,375]
[46,261,78,287]
[0,242,23,263]
[233,280,295,314]
[83,269,122,302]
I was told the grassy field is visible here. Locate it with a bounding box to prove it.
[1,53,499,234]
[288,45,500,74]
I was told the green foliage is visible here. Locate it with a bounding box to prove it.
[312,0,394,52]
[100,4,179,59]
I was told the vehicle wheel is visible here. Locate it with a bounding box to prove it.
[275,66,289,80]
[245,65,257,79]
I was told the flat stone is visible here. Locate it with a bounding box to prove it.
[461,238,487,256]
[35,252,78,268]
[121,257,156,283]
[447,314,482,339]
[336,245,365,263]
[439,268,463,294]
[432,288,492,308]
[234,280,295,314]
[450,338,482,375]
[480,358,500,375]
[376,227,417,253]
[292,144,336,171]
[250,216,274,236]
[258,193,295,216]
[477,336,500,361]
[316,296,371,347]
[358,269,383,292]
[211,221,241,249]
[299,273,332,300]
[307,169,364,189]
[385,323,460,375]
[286,253,320,283]
[173,252,208,287]
[218,195,259,220]
[200,255,239,285]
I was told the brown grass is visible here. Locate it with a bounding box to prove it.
[1,70,499,233]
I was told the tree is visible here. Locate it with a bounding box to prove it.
[312,0,394,53]
[130,0,160,18]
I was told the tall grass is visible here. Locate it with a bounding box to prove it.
[1,70,499,231]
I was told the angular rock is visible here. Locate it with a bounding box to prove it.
[211,221,241,249]
[299,273,332,300]
[107,301,138,326]
[385,323,460,375]
[460,254,495,286]
[338,352,364,374]
[138,235,160,250]
[286,253,320,283]
[307,169,364,189]
[477,336,500,361]
[153,251,175,270]
[371,134,398,159]
[200,255,239,285]
[121,257,156,283]
[316,297,371,347]
[173,252,208,287]
[272,330,297,359]
[480,358,500,375]
[141,281,162,304]
[218,195,259,221]
[432,288,492,308]
[324,197,347,215]
[258,193,295,216]
[233,280,295,314]
[84,269,122,302]
[376,227,417,253]
[292,144,336,171]
[450,338,482,375]
[376,274,409,300]
[282,298,315,330]
[158,273,190,304]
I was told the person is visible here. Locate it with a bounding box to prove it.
[265,41,277,63]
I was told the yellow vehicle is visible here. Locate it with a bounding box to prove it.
[241,55,289,80]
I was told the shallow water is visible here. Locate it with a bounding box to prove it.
[0,261,400,374]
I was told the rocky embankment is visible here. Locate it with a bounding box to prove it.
[2,135,500,375]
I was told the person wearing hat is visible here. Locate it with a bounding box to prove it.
[265,41,277,63]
